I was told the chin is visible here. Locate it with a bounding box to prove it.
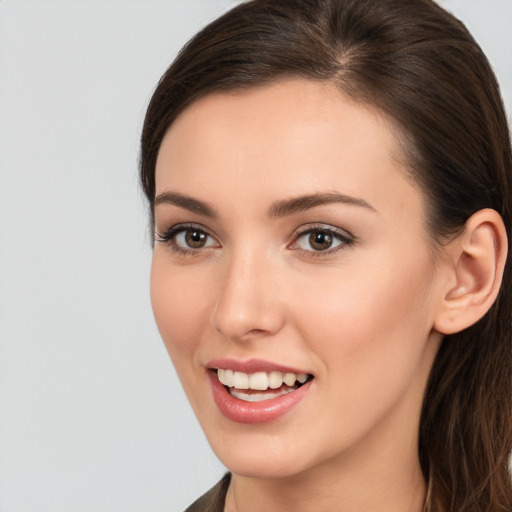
[219,454,305,480]
[205,427,323,480]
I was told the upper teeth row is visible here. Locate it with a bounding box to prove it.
[217,369,308,390]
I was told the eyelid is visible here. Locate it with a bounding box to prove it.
[289,223,355,254]
[155,222,220,254]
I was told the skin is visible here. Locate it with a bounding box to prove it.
[150,79,452,512]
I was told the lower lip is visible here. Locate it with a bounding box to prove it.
[208,371,312,424]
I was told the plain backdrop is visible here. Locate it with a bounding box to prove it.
[0,1,510,511]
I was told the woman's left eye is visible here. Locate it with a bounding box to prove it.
[291,227,354,254]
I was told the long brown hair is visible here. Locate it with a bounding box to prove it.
[140,1,512,510]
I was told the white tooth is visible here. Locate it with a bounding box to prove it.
[224,369,234,387]
[297,373,308,384]
[230,389,249,401]
[249,372,269,390]
[217,369,227,385]
[233,371,249,389]
[283,373,297,386]
[268,371,283,389]
[230,387,295,402]
[246,393,263,402]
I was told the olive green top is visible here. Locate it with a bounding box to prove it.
[184,473,231,512]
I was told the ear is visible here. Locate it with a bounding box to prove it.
[434,208,508,335]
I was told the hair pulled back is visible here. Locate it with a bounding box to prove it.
[140,1,512,510]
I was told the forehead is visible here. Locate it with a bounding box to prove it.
[155,78,420,218]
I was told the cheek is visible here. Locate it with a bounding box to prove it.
[283,254,437,450]
[293,249,435,387]
[150,256,213,365]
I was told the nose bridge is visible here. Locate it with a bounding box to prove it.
[212,243,283,341]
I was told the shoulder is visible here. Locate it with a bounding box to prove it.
[183,473,231,512]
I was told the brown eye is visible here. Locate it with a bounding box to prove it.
[309,231,333,251]
[292,226,354,255]
[185,229,208,248]
[156,225,219,253]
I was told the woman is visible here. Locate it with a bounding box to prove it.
[140,0,511,510]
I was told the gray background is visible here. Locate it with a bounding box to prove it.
[0,1,510,511]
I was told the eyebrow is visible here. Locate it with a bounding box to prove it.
[267,192,376,218]
[154,190,376,218]
[154,191,216,217]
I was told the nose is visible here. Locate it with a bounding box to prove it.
[211,249,285,342]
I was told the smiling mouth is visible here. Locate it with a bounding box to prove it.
[213,369,314,402]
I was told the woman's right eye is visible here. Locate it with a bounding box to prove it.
[156,225,219,254]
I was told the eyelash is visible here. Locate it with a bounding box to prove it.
[155,223,219,257]
[291,224,355,257]
[155,223,355,257]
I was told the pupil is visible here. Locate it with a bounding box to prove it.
[310,231,332,250]
[186,230,206,248]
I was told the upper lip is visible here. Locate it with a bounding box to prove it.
[206,358,311,375]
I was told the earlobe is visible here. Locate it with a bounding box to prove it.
[434,209,508,335]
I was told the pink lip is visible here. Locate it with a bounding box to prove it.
[208,370,313,424]
[206,358,309,375]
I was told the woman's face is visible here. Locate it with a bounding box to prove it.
[151,79,446,479]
